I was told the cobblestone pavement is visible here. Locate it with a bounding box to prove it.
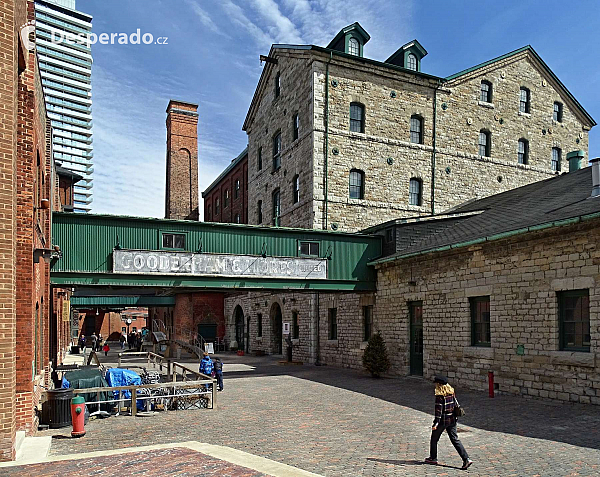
[39,353,600,476]
[4,447,267,476]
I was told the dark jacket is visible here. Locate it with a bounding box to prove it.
[433,394,456,428]
[213,358,223,372]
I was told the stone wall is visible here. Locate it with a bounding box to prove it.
[375,220,600,404]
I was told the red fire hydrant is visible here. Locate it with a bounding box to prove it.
[71,395,86,438]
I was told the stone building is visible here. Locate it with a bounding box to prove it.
[0,0,77,460]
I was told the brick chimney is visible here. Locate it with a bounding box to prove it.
[165,100,199,220]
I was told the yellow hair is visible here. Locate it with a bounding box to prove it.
[435,383,455,396]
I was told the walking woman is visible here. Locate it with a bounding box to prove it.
[425,376,473,470]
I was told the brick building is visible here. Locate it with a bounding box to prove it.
[0,0,78,460]
[202,147,248,224]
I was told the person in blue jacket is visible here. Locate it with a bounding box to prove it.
[199,352,214,392]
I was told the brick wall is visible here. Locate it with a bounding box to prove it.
[203,152,248,224]
[172,293,225,342]
[374,220,599,404]
[165,100,199,221]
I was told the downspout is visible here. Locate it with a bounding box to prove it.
[324,52,332,230]
[431,81,440,215]
[315,291,321,365]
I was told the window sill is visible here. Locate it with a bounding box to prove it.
[548,350,594,368]
[271,166,281,174]
[326,339,338,346]
[478,101,494,109]
[518,111,531,118]
[462,346,494,359]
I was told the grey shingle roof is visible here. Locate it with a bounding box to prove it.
[370,167,600,265]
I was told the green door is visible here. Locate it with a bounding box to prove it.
[409,301,423,376]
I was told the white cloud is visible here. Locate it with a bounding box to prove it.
[221,0,274,48]
[249,0,304,44]
[184,0,231,38]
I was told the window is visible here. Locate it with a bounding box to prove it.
[480,80,492,103]
[470,296,491,347]
[559,290,590,352]
[409,178,422,206]
[121,327,126,334]
[257,313,262,337]
[385,228,394,243]
[407,53,417,71]
[518,139,529,165]
[274,72,280,98]
[234,214,240,223]
[553,102,563,122]
[328,308,337,340]
[215,198,220,215]
[272,189,280,226]
[479,130,491,157]
[207,205,212,221]
[293,113,299,140]
[234,179,240,199]
[272,132,281,170]
[258,147,263,170]
[293,174,300,204]
[299,241,319,257]
[257,200,263,224]
[349,169,365,199]
[362,305,373,341]
[292,311,299,339]
[552,147,562,172]
[519,87,530,113]
[348,37,360,56]
[224,189,229,208]
[350,102,365,133]
[410,115,423,144]
[162,233,185,249]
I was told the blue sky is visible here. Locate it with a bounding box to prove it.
[76,0,600,218]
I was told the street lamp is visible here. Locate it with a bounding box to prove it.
[126,317,132,336]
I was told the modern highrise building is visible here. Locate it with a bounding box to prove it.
[35,0,93,212]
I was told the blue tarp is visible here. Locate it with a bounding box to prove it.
[105,368,143,409]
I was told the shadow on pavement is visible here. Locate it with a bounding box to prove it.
[367,458,461,470]
[219,353,600,451]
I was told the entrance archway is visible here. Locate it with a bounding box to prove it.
[234,305,244,349]
[270,302,282,354]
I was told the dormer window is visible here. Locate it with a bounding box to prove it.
[407,54,417,71]
[384,40,427,72]
[348,37,359,56]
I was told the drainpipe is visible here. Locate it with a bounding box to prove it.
[431,81,441,215]
[315,292,321,365]
[324,52,332,230]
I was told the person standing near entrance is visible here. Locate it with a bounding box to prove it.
[425,376,473,470]
[213,357,223,391]
[90,332,97,353]
[119,333,126,350]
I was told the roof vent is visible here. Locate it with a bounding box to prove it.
[591,157,600,198]
[567,150,585,172]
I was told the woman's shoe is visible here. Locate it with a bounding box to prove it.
[461,459,473,470]
[424,457,437,465]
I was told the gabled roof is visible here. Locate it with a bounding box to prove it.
[385,39,428,64]
[446,45,596,127]
[326,22,371,49]
[201,146,248,197]
[370,166,600,265]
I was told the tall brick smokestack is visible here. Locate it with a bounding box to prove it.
[165,100,199,220]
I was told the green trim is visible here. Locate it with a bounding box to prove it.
[71,296,176,307]
[51,273,376,291]
[326,22,371,52]
[369,212,600,267]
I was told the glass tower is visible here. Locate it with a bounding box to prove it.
[35,0,93,212]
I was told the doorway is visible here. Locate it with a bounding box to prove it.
[409,301,423,376]
[246,317,250,353]
[270,302,282,354]
[234,305,244,349]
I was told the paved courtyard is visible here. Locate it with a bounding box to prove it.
[19,354,600,475]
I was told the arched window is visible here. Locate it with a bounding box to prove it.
[409,178,422,206]
[207,205,212,221]
[410,115,423,144]
[257,147,263,170]
[479,130,491,157]
[234,214,240,224]
[348,37,360,56]
[349,169,365,199]
[518,139,529,164]
[257,200,263,224]
[274,72,280,98]
[349,102,365,133]
[215,198,220,215]
[224,189,229,208]
[407,53,417,71]
[480,80,492,103]
[519,87,530,113]
[272,189,281,226]
[553,102,563,122]
[293,174,300,204]
[293,113,299,140]
[272,132,281,170]
[552,147,561,172]
[234,179,240,199]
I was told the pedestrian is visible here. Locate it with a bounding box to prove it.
[119,333,126,350]
[97,333,103,352]
[199,351,214,392]
[128,332,133,350]
[79,334,86,352]
[425,376,473,470]
[213,357,223,391]
[136,332,142,352]
[90,332,97,352]
[103,342,110,356]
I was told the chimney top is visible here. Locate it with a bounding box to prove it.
[166,99,198,114]
[590,157,600,198]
